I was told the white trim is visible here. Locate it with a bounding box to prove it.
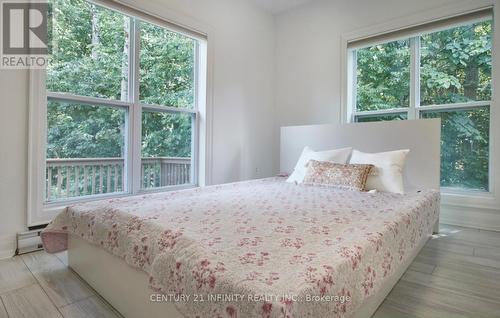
[36,183,199,227]
[126,17,137,195]
[91,0,207,40]
[350,50,358,122]
[139,103,197,114]
[340,40,351,124]
[441,204,500,232]
[339,36,350,123]
[347,10,493,50]
[409,37,419,120]
[130,18,141,194]
[488,0,500,201]
[199,37,214,186]
[343,0,494,48]
[27,0,214,226]
[45,191,130,208]
[138,183,197,194]
[441,191,498,209]
[131,18,141,193]
[27,70,47,225]
[417,101,490,111]
[44,183,197,208]
[191,42,200,186]
[353,108,409,117]
[46,92,130,108]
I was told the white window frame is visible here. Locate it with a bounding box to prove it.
[340,0,500,210]
[350,35,492,195]
[28,0,213,226]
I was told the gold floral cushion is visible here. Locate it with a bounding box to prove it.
[303,160,374,191]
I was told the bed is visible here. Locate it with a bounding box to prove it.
[42,119,441,318]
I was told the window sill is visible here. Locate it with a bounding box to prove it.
[441,189,499,211]
[40,183,199,225]
[44,191,131,208]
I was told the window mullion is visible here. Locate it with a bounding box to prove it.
[46,92,130,108]
[351,50,358,122]
[419,101,490,111]
[129,18,142,194]
[352,108,409,117]
[409,36,420,120]
[140,103,197,114]
[123,16,134,195]
[191,42,200,185]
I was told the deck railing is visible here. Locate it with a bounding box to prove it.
[45,157,191,201]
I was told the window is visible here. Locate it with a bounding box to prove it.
[43,0,205,203]
[421,107,489,190]
[349,17,492,192]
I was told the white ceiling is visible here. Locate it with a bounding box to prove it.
[251,0,317,14]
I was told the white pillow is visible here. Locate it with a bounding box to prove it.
[349,149,409,194]
[286,146,352,184]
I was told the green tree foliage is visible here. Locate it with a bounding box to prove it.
[356,40,410,111]
[422,107,489,190]
[420,22,492,105]
[46,0,194,160]
[47,101,125,158]
[356,21,491,190]
[141,112,192,158]
[140,23,195,108]
[47,0,126,99]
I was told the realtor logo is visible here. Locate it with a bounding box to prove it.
[1,1,50,68]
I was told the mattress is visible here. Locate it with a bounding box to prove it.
[42,177,439,318]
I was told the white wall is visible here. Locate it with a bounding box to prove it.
[275,0,461,133]
[0,70,29,258]
[0,0,276,258]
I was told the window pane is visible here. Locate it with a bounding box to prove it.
[140,21,196,108]
[141,111,193,188]
[356,40,410,111]
[47,0,130,100]
[46,101,126,201]
[420,21,492,105]
[355,113,408,122]
[421,107,489,190]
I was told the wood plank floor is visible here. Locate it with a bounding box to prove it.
[0,250,122,318]
[1,224,499,317]
[373,224,500,318]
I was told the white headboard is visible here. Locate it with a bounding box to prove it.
[280,119,441,191]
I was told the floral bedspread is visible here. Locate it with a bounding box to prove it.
[42,177,439,318]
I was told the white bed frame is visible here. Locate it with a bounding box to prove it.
[280,119,441,193]
[68,119,441,318]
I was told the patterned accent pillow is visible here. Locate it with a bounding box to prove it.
[303,160,374,191]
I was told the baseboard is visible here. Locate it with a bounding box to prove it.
[0,234,17,259]
[441,204,500,232]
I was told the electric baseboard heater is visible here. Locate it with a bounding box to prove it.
[17,229,44,254]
